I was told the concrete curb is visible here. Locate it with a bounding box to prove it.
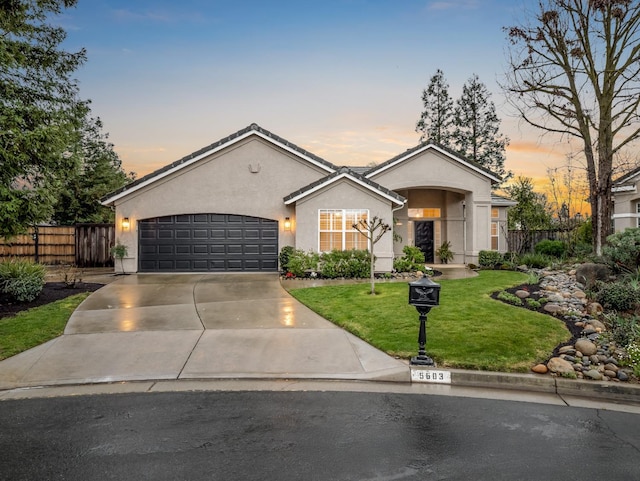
[444,368,640,404]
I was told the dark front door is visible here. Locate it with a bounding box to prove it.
[138,214,278,272]
[415,221,434,263]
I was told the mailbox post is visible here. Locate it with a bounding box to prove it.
[408,275,441,366]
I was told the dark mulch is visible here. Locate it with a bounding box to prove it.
[0,282,104,320]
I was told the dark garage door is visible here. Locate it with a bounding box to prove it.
[138,214,278,272]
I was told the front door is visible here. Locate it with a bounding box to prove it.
[415,221,434,263]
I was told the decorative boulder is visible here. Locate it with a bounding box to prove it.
[547,357,574,374]
[575,263,611,288]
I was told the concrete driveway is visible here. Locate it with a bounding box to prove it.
[0,274,409,389]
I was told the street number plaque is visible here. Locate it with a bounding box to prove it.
[411,369,452,384]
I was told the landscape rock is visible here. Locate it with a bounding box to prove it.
[515,290,530,299]
[575,263,611,288]
[584,369,603,380]
[575,339,598,356]
[531,364,548,374]
[586,302,604,317]
[543,303,564,315]
[547,357,574,374]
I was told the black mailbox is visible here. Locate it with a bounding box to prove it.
[408,275,440,309]
[408,274,441,366]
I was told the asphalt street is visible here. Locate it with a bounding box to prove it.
[1,390,639,480]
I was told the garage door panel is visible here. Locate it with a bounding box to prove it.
[139,214,278,272]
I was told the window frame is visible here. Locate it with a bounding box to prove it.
[318,209,370,252]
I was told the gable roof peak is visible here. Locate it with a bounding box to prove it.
[101,123,338,205]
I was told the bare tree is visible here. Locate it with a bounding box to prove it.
[503,0,640,255]
[353,216,390,295]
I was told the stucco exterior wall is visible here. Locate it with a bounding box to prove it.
[293,180,395,272]
[112,137,329,272]
[368,149,494,265]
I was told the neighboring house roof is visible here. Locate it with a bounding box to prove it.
[364,142,502,184]
[347,166,372,175]
[102,123,338,206]
[491,194,517,207]
[612,166,640,193]
[284,167,407,207]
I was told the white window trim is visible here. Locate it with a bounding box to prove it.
[318,209,370,252]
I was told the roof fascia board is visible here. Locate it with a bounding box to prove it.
[102,130,335,205]
[366,144,501,183]
[285,173,406,206]
[612,185,637,193]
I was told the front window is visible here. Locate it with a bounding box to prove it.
[319,209,369,251]
[636,202,640,227]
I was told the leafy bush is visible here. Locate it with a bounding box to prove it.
[435,241,454,264]
[285,249,320,277]
[0,259,47,302]
[283,249,370,278]
[479,250,502,268]
[602,313,640,346]
[596,282,640,312]
[534,239,567,258]
[602,228,640,273]
[518,253,552,269]
[393,246,425,272]
[279,246,295,271]
[319,249,370,279]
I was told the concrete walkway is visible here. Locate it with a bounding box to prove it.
[0,273,409,390]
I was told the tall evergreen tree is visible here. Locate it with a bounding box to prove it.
[52,115,134,225]
[415,69,454,145]
[452,74,510,179]
[0,0,87,237]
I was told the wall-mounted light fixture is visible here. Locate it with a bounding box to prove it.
[122,217,130,231]
[284,217,291,231]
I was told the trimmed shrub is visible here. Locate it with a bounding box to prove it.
[393,246,425,272]
[596,281,640,312]
[602,228,640,273]
[285,249,320,277]
[534,239,567,258]
[319,249,370,279]
[0,259,47,302]
[478,250,502,268]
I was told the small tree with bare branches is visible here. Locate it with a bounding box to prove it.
[353,216,391,295]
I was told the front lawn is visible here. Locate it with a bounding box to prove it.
[0,293,90,361]
[289,270,570,372]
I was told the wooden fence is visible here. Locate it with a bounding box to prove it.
[0,224,115,267]
[507,229,564,254]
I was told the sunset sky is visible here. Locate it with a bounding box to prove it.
[60,0,575,190]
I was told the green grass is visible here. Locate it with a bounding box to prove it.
[289,270,570,372]
[0,293,90,361]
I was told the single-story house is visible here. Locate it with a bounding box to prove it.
[612,167,640,231]
[102,123,514,273]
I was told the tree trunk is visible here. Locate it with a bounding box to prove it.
[370,249,375,295]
